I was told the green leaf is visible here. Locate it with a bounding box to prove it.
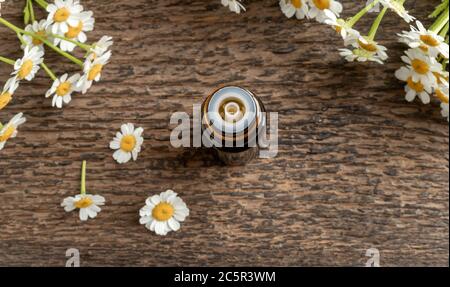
[23,2,30,25]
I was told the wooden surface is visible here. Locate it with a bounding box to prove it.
[0,0,448,267]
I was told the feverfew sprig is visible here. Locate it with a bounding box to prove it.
[222,0,412,65]
[61,161,106,221]
[277,0,448,121]
[395,0,449,122]
[0,0,113,150]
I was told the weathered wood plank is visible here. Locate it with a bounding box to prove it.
[0,0,448,266]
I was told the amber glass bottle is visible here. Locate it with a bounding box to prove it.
[202,86,266,165]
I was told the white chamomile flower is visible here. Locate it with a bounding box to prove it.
[77,50,111,94]
[139,190,189,236]
[88,36,113,60]
[22,20,52,51]
[379,0,415,23]
[45,73,81,108]
[395,66,432,104]
[323,9,359,42]
[400,49,442,87]
[440,102,449,122]
[46,0,84,35]
[0,112,26,151]
[55,11,95,52]
[12,46,44,81]
[308,0,342,23]
[280,0,309,20]
[61,194,105,221]
[109,123,144,164]
[339,37,388,64]
[61,161,105,221]
[398,21,449,59]
[221,0,246,14]
[0,76,19,110]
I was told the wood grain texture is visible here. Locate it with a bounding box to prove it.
[0,0,448,267]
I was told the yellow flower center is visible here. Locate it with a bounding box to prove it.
[56,81,72,96]
[335,26,342,33]
[411,59,429,75]
[0,92,12,110]
[291,0,302,8]
[406,77,424,93]
[65,21,83,39]
[420,34,440,47]
[54,7,70,22]
[152,202,174,221]
[312,0,330,10]
[88,64,103,81]
[19,60,34,79]
[120,135,136,152]
[419,45,429,53]
[74,197,94,209]
[32,30,47,46]
[358,40,378,52]
[0,126,16,142]
[435,89,449,104]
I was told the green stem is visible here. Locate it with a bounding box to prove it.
[0,16,17,31]
[17,32,27,46]
[41,62,57,81]
[430,0,449,18]
[28,0,35,23]
[0,56,15,65]
[430,6,449,33]
[0,123,3,130]
[33,0,48,9]
[51,33,93,51]
[368,7,388,40]
[0,17,84,67]
[26,33,84,67]
[348,0,381,27]
[439,22,449,38]
[81,160,87,195]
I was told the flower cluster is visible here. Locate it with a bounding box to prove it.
[61,161,189,236]
[222,1,414,65]
[324,0,415,65]
[221,0,448,122]
[1,0,113,150]
[395,2,449,122]
[62,125,189,235]
[280,0,342,23]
